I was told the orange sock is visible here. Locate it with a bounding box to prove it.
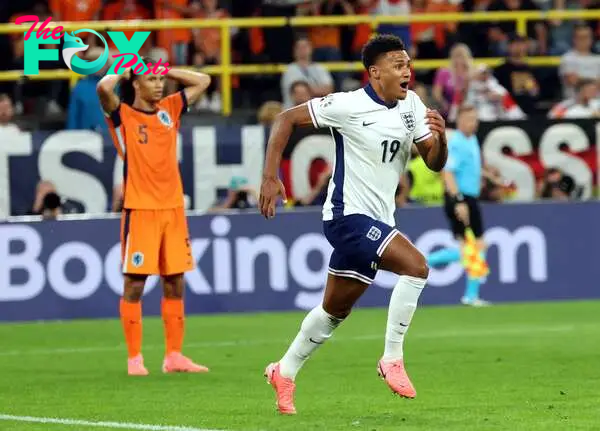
[162,298,184,355]
[119,298,142,359]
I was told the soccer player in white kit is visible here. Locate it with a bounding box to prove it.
[259,35,448,415]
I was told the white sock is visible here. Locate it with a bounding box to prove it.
[383,275,427,362]
[279,305,344,380]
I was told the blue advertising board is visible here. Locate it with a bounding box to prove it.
[1,202,598,321]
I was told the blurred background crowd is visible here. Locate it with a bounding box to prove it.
[1,0,599,119]
[0,0,598,219]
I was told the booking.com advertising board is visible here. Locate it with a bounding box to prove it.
[1,202,599,321]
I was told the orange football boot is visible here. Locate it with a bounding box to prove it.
[127,354,149,376]
[264,363,297,415]
[162,352,209,373]
[377,359,416,398]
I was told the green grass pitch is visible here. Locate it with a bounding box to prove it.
[1,300,599,431]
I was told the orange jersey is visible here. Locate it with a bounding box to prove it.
[49,0,101,21]
[193,9,229,59]
[155,0,192,46]
[102,1,151,50]
[106,91,188,210]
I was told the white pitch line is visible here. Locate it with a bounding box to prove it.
[0,325,577,358]
[0,414,224,431]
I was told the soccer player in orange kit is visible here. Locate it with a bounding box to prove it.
[97,59,211,376]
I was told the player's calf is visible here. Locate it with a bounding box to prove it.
[265,306,344,414]
[121,274,148,375]
[278,302,345,381]
[321,274,369,319]
[378,235,428,397]
[159,273,209,373]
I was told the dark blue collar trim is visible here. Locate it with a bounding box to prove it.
[364,83,397,109]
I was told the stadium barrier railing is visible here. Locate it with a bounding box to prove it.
[0,10,599,116]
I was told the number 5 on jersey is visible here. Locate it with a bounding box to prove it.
[138,125,148,144]
[381,139,400,163]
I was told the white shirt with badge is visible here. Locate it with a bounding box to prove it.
[308,85,432,226]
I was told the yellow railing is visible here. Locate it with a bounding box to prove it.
[0,10,599,116]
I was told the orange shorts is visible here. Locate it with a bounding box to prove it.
[120,207,194,276]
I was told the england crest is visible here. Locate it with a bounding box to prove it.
[400,112,416,132]
[157,110,172,127]
[366,226,382,241]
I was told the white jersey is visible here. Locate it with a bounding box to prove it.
[308,85,432,226]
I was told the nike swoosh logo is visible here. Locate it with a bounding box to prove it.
[399,322,409,327]
[363,121,376,127]
[309,337,324,344]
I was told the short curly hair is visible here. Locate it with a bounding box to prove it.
[361,34,406,71]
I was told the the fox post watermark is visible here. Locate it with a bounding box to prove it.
[16,16,171,76]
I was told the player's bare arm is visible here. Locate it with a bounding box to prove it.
[96,68,131,114]
[415,109,448,172]
[165,69,211,105]
[259,103,314,219]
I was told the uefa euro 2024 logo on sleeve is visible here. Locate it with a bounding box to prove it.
[16,15,171,76]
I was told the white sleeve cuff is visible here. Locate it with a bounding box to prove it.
[414,132,432,143]
[308,100,320,129]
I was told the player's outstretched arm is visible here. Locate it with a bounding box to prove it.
[415,109,448,172]
[259,104,314,219]
[96,68,130,114]
[166,69,211,106]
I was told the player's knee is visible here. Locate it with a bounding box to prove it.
[123,274,146,302]
[405,256,429,279]
[162,274,184,299]
[123,286,144,302]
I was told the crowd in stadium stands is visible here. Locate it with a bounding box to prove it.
[0,0,597,217]
[1,0,599,119]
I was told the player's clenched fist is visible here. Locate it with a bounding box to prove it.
[425,108,445,135]
[259,176,287,219]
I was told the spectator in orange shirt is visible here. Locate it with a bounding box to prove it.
[50,0,102,48]
[155,0,194,65]
[191,0,230,64]
[49,0,101,22]
[301,0,352,63]
[102,0,152,51]
[298,0,355,90]
[411,0,460,59]
[351,0,377,59]
[299,0,354,90]
[190,0,232,112]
